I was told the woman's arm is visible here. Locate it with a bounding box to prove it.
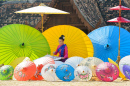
[54,45,59,55]
[63,46,68,59]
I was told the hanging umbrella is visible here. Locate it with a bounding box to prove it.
[56,64,75,81]
[9,57,31,68]
[43,25,94,58]
[14,61,36,81]
[110,5,130,10]
[65,56,84,69]
[88,26,130,62]
[74,66,92,81]
[41,64,58,81]
[119,55,130,75]
[107,17,130,23]
[33,57,55,67]
[0,65,14,80]
[107,0,130,64]
[31,64,43,80]
[55,61,64,66]
[123,65,130,79]
[15,3,69,33]
[108,58,126,80]
[96,62,119,82]
[0,24,50,65]
[80,57,103,77]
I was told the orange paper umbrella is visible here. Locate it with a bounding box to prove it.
[31,64,43,80]
[14,61,36,81]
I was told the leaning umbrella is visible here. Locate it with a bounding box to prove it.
[14,61,36,81]
[88,26,130,62]
[0,65,14,80]
[0,24,50,65]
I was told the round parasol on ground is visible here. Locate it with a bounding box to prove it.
[65,56,84,69]
[96,62,119,82]
[88,26,130,62]
[119,55,130,75]
[123,65,130,79]
[55,61,64,66]
[108,58,126,80]
[41,64,58,81]
[80,57,103,76]
[0,65,14,80]
[31,64,43,80]
[14,61,36,81]
[74,66,92,81]
[0,24,50,65]
[56,64,75,81]
[10,57,31,69]
[43,25,94,58]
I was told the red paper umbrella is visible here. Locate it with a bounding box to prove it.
[31,64,44,80]
[110,5,130,10]
[96,62,119,82]
[107,17,130,23]
[14,61,36,81]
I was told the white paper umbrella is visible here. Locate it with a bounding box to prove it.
[15,3,69,32]
[119,55,130,74]
[80,57,103,76]
[55,61,64,66]
[74,66,92,81]
[65,56,84,69]
[41,64,58,81]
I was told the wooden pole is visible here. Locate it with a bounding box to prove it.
[119,0,121,5]
[41,14,44,33]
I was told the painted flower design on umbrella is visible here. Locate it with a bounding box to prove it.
[77,71,90,80]
[45,65,56,72]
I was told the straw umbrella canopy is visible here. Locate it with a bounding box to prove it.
[14,3,69,32]
[107,0,130,64]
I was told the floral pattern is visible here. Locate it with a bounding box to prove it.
[45,65,56,72]
[77,71,90,80]
[15,67,26,78]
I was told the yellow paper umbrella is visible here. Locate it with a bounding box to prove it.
[43,25,94,58]
[108,58,126,80]
[9,57,32,69]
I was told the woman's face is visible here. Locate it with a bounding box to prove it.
[59,39,64,45]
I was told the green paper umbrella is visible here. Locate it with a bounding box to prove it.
[0,65,14,80]
[0,24,50,65]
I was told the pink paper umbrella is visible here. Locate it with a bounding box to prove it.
[110,5,130,10]
[107,17,130,23]
[96,62,119,82]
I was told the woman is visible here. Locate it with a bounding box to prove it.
[53,35,68,62]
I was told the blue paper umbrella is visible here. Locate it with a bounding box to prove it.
[88,26,130,62]
[56,64,75,81]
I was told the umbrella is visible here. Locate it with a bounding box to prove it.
[108,58,126,80]
[31,64,43,80]
[65,56,84,69]
[9,57,31,68]
[107,0,130,64]
[96,62,119,82]
[56,64,75,81]
[119,55,130,75]
[41,64,58,81]
[55,61,64,66]
[15,3,69,32]
[33,57,55,67]
[88,26,130,62]
[14,61,36,81]
[80,57,103,77]
[110,5,130,10]
[0,65,14,80]
[0,24,50,65]
[123,65,130,79]
[43,25,94,58]
[74,66,92,81]
[107,17,130,23]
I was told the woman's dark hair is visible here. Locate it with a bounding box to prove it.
[59,35,65,41]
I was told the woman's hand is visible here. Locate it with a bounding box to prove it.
[61,57,64,59]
